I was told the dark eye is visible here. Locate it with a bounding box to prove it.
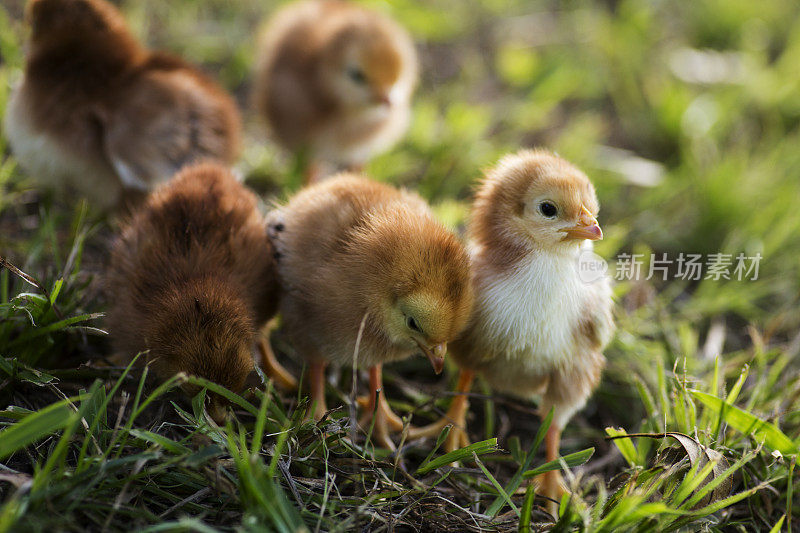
[347,67,366,84]
[406,316,421,333]
[538,201,558,218]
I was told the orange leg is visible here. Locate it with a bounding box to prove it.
[309,360,328,421]
[535,423,567,516]
[357,364,404,450]
[407,370,475,453]
[257,338,298,391]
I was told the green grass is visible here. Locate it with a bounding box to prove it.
[2,0,800,531]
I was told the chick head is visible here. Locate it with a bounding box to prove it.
[474,149,602,253]
[318,12,415,111]
[146,281,258,423]
[358,205,473,372]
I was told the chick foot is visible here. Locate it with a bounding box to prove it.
[534,470,568,517]
[357,365,404,450]
[257,337,298,391]
[407,370,474,453]
[406,404,470,453]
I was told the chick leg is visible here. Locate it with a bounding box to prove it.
[309,360,328,421]
[407,370,474,453]
[357,364,404,450]
[256,338,298,391]
[535,424,568,516]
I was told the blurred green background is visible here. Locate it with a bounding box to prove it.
[1,0,800,530]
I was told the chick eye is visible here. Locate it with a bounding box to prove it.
[347,67,367,84]
[538,201,558,218]
[406,316,422,333]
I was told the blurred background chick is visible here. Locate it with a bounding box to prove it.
[268,174,472,449]
[3,0,241,211]
[409,150,614,509]
[252,0,418,183]
[106,163,279,422]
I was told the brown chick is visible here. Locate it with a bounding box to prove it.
[268,174,472,449]
[408,150,614,512]
[106,163,279,422]
[4,0,241,210]
[252,0,418,183]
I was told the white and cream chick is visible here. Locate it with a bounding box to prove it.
[409,149,614,509]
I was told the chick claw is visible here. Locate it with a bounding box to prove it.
[410,420,470,455]
[533,469,568,517]
[407,369,474,454]
[357,390,404,450]
[407,397,470,454]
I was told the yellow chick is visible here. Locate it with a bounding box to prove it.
[252,0,418,183]
[409,150,614,508]
[4,0,241,210]
[106,163,279,422]
[268,174,472,449]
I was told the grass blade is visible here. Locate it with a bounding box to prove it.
[487,408,553,517]
[769,515,786,533]
[0,397,81,459]
[605,427,638,466]
[416,438,499,475]
[518,484,535,533]
[691,391,799,454]
[473,452,519,516]
[523,448,595,478]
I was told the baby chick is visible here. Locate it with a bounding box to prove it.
[4,0,241,210]
[106,163,279,422]
[409,150,614,508]
[268,174,472,449]
[252,0,418,183]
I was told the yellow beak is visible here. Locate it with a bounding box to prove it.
[416,340,447,374]
[560,205,603,241]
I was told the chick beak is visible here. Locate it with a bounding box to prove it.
[560,205,603,241]
[375,92,391,106]
[415,339,447,374]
